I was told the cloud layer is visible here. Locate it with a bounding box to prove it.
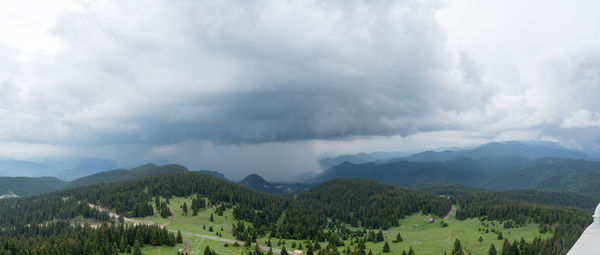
[1,0,600,178]
[0,0,496,145]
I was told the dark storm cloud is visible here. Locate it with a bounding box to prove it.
[1,0,491,145]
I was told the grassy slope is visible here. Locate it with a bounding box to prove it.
[138,196,550,255]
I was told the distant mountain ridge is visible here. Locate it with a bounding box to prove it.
[0,163,202,196]
[312,156,600,197]
[0,177,66,196]
[389,141,593,163]
[319,141,594,169]
[319,151,411,169]
[65,164,187,188]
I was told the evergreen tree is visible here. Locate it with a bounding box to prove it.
[488,243,497,255]
[478,236,484,243]
[497,232,503,240]
[452,239,464,255]
[376,230,384,242]
[281,246,289,255]
[408,246,415,255]
[396,232,403,242]
[382,241,390,253]
[204,245,212,255]
[177,231,183,243]
[501,239,512,255]
[133,240,142,255]
[254,244,263,255]
[183,202,188,215]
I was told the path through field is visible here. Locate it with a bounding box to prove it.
[87,203,300,255]
[445,204,456,220]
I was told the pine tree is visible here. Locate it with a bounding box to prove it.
[133,240,142,255]
[177,231,183,243]
[183,202,188,215]
[204,246,212,255]
[396,233,403,242]
[281,246,289,255]
[210,213,214,222]
[376,230,384,242]
[452,239,464,255]
[267,248,274,255]
[497,232,503,240]
[488,243,497,255]
[501,239,512,255]
[407,246,415,255]
[382,241,390,253]
[254,243,262,255]
[478,236,484,243]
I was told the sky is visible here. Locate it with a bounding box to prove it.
[1,0,600,180]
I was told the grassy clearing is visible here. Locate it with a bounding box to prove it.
[135,197,550,255]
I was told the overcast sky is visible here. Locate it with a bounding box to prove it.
[1,0,599,180]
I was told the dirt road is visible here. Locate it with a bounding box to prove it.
[444,204,456,220]
[87,203,299,255]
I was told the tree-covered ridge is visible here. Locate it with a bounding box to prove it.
[0,195,110,226]
[0,221,176,254]
[314,156,600,197]
[276,178,451,239]
[61,171,291,229]
[0,176,66,196]
[411,182,599,210]
[65,164,186,188]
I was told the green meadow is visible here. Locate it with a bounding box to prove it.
[134,196,551,255]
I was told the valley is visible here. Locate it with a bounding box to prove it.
[0,141,597,255]
[130,195,552,255]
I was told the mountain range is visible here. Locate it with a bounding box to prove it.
[0,163,228,196]
[312,141,600,197]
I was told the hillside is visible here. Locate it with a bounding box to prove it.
[485,157,600,196]
[312,156,529,187]
[64,163,187,188]
[0,176,67,196]
[239,173,313,194]
[0,168,592,255]
[412,182,599,210]
[239,174,276,193]
[313,156,600,196]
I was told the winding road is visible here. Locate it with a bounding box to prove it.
[87,203,300,254]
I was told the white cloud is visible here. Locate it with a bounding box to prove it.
[562,110,600,128]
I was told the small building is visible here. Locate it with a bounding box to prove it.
[426,218,437,223]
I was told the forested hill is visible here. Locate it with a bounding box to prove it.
[0,164,193,196]
[314,156,600,196]
[64,164,187,188]
[238,173,314,194]
[276,178,452,239]
[412,182,599,210]
[0,176,66,196]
